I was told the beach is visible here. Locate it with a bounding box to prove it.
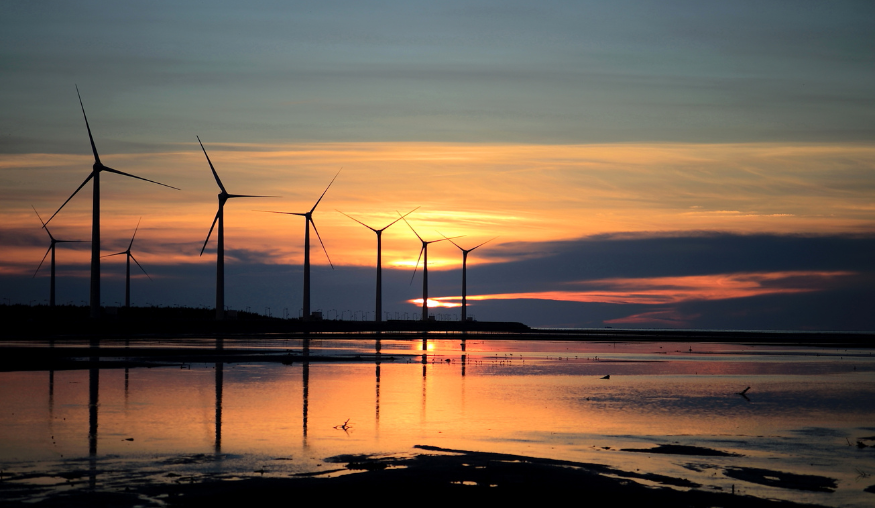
[1,336,873,507]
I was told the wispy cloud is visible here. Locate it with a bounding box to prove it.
[441,271,854,306]
[409,298,462,309]
[605,309,700,327]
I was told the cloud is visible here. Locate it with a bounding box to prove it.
[422,232,875,329]
[409,298,462,309]
[605,308,700,328]
[451,271,854,306]
[4,141,874,274]
[4,232,873,330]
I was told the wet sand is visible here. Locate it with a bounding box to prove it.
[2,337,872,507]
[0,445,847,507]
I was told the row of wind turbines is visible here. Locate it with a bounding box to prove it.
[37,88,495,322]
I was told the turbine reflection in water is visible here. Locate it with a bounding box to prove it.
[1,339,874,507]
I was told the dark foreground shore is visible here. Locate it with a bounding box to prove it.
[3,304,873,347]
[1,445,846,507]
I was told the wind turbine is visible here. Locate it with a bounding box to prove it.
[399,214,460,322]
[32,206,86,307]
[260,170,340,321]
[102,219,150,308]
[45,86,179,318]
[440,234,496,323]
[337,206,419,323]
[198,137,275,320]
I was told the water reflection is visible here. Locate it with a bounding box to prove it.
[124,338,129,407]
[461,338,466,377]
[302,337,310,445]
[421,350,427,425]
[215,337,223,454]
[215,363,223,453]
[48,337,55,427]
[2,339,875,507]
[88,338,98,489]
[375,338,381,427]
[421,336,427,378]
[48,370,54,415]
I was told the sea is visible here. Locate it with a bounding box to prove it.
[1,336,874,506]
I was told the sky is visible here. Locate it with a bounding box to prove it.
[1,1,873,329]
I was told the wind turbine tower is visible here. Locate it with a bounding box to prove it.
[400,214,459,322]
[442,234,496,323]
[260,170,340,321]
[103,219,150,308]
[45,87,178,318]
[32,206,86,307]
[337,206,418,322]
[198,137,274,320]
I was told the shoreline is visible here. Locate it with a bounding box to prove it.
[2,305,873,345]
[0,445,845,507]
[2,331,873,372]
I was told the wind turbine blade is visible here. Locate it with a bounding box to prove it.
[201,208,221,256]
[45,172,94,225]
[410,246,424,285]
[432,234,463,245]
[197,136,226,193]
[130,254,151,280]
[101,166,180,190]
[336,210,376,231]
[227,194,276,199]
[32,205,47,228]
[128,218,142,250]
[256,210,307,217]
[100,252,126,258]
[76,85,100,165]
[471,236,498,251]
[32,205,55,240]
[309,218,334,269]
[438,231,463,250]
[310,168,342,214]
[33,246,52,278]
[399,212,423,242]
[381,206,420,231]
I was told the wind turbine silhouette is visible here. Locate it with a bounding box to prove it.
[102,219,150,308]
[198,136,275,320]
[259,170,340,321]
[337,206,419,323]
[32,206,86,307]
[45,86,179,318]
[399,214,460,322]
[440,234,496,323]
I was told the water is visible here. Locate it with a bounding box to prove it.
[1,338,874,506]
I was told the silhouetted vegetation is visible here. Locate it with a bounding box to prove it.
[0,303,529,339]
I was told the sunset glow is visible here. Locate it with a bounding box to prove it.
[2,1,874,329]
[3,142,874,273]
[408,298,463,309]
[444,271,854,306]
[4,4,875,506]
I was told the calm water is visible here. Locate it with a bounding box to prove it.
[2,338,874,506]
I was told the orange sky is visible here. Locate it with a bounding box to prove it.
[3,141,874,276]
